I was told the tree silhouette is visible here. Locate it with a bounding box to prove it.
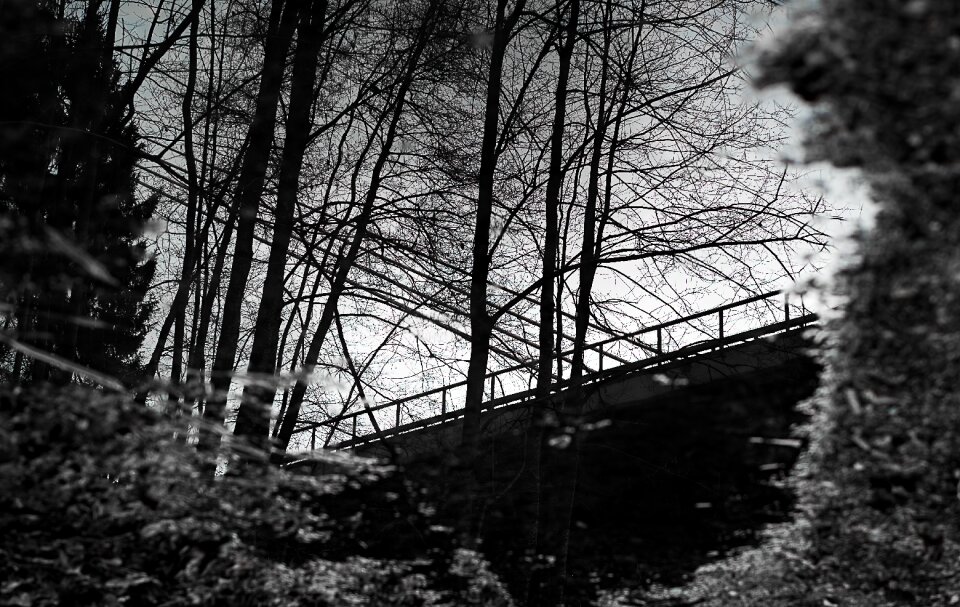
[0,0,156,384]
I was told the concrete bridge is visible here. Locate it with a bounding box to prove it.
[290,290,819,461]
[286,291,821,602]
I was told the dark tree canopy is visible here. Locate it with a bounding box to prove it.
[0,0,156,384]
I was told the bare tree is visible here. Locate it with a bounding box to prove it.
[199,0,302,459]
[460,0,531,465]
[272,0,448,455]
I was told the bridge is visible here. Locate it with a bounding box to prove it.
[286,290,821,602]
[290,290,819,458]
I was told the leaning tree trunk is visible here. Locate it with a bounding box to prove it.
[273,5,439,455]
[198,0,301,460]
[231,0,329,453]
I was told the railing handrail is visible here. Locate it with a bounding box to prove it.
[331,313,817,450]
[291,289,808,442]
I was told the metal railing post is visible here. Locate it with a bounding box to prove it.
[657,328,663,354]
[351,415,357,441]
[599,344,604,372]
[784,296,790,322]
[311,428,316,451]
[719,309,724,341]
[441,389,447,418]
[396,403,400,428]
[490,375,495,402]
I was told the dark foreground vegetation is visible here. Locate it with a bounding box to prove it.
[417,352,819,604]
[626,1,960,605]
[0,385,514,606]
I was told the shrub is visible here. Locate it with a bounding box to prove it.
[604,1,960,604]
[0,385,514,606]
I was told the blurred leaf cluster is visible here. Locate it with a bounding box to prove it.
[0,385,514,606]
[604,1,960,604]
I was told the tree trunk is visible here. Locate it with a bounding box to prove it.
[272,6,438,455]
[233,0,328,451]
[198,0,301,459]
[537,0,578,396]
[526,2,578,602]
[460,0,527,466]
[168,0,203,419]
[569,0,612,382]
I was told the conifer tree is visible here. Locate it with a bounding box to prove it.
[0,0,156,385]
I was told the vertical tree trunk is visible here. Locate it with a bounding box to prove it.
[181,138,252,411]
[232,0,329,451]
[460,0,527,465]
[168,0,203,417]
[541,4,614,604]
[272,107,361,437]
[272,5,439,455]
[537,0,579,395]
[135,153,242,405]
[198,0,301,458]
[183,190,240,411]
[526,3,579,603]
[269,250,316,438]
[569,0,613,382]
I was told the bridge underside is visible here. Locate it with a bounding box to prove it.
[286,326,821,603]
[399,326,820,602]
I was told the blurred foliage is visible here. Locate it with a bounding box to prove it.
[604,1,960,605]
[0,385,514,606]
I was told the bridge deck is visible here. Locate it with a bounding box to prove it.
[291,291,817,452]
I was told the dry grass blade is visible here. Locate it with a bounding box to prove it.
[0,331,125,391]
[45,227,120,286]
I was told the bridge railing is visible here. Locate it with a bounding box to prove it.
[291,290,815,451]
